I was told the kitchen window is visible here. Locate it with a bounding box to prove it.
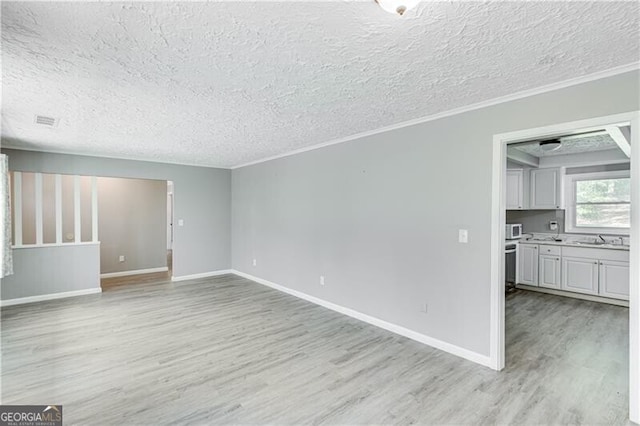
[565,170,630,235]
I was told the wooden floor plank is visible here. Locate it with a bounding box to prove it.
[0,276,630,424]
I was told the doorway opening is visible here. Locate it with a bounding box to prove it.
[490,112,640,422]
[167,180,174,275]
[97,177,172,290]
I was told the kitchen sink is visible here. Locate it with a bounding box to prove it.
[572,241,629,248]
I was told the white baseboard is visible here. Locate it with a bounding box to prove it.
[231,270,492,368]
[1,288,102,307]
[171,269,234,282]
[100,267,169,278]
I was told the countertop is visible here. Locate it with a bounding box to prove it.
[515,238,629,251]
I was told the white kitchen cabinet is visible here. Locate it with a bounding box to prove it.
[599,260,630,300]
[506,169,524,210]
[562,256,599,295]
[539,254,561,289]
[518,244,538,286]
[530,167,563,209]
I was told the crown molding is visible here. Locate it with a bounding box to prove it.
[3,62,638,171]
[232,62,640,169]
[0,145,233,170]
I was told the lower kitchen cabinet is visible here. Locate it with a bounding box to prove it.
[518,243,629,302]
[518,244,538,286]
[539,255,561,289]
[561,256,599,295]
[599,260,630,300]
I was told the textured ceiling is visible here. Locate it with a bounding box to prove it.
[2,1,639,168]
[511,134,619,158]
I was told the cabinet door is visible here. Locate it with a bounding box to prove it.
[506,170,524,210]
[530,168,562,209]
[518,244,538,286]
[599,260,630,300]
[562,256,599,295]
[539,255,561,289]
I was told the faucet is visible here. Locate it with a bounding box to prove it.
[619,236,625,245]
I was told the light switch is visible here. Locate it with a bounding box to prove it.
[178,219,184,227]
[458,229,468,243]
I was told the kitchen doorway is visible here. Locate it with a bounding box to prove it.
[490,111,640,422]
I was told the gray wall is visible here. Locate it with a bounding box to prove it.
[1,245,100,300]
[507,210,565,234]
[98,177,167,274]
[231,70,640,357]
[1,150,231,278]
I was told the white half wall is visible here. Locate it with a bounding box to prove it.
[0,244,100,301]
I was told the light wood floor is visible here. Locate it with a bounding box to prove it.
[1,275,630,425]
[100,270,171,290]
[100,250,172,290]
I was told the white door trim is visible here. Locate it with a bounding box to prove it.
[490,111,640,423]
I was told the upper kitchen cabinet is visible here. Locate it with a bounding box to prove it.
[530,167,564,209]
[506,169,524,210]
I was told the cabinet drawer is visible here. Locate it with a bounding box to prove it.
[539,245,561,256]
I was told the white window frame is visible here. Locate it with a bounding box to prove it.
[564,169,630,235]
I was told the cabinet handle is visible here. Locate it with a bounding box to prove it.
[594,262,598,265]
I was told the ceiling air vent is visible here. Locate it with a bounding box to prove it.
[34,115,58,127]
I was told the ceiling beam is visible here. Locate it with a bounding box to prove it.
[507,147,539,168]
[606,125,631,158]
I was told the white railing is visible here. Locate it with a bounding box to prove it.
[11,172,99,248]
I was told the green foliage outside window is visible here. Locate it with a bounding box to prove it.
[575,178,630,228]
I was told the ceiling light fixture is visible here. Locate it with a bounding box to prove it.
[376,0,419,16]
[539,139,562,152]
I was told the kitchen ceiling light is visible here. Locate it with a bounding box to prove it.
[539,139,562,152]
[376,0,420,16]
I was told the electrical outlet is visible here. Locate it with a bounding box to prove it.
[320,276,325,286]
[119,255,125,262]
[549,221,558,231]
[252,258,257,267]
[421,303,428,313]
[458,229,468,243]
